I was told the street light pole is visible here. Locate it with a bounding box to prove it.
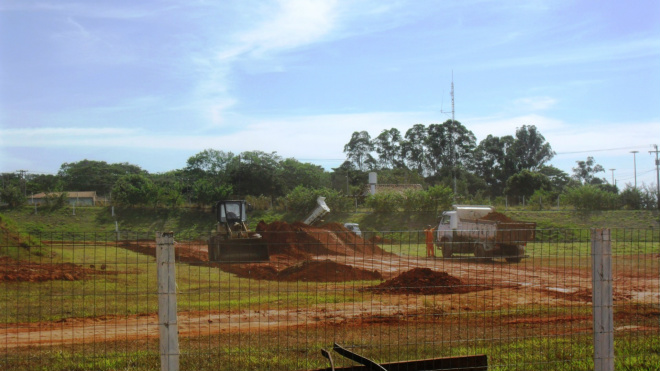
[630,151,639,189]
[609,169,616,186]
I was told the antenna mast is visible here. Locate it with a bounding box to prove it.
[451,71,455,124]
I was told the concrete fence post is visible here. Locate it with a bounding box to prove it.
[591,228,614,371]
[156,232,179,371]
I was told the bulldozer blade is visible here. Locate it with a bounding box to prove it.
[208,235,269,263]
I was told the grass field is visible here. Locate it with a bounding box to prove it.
[1,209,659,370]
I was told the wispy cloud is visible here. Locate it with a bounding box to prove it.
[476,36,660,70]
[513,97,557,111]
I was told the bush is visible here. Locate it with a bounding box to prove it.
[285,186,351,214]
[43,192,69,210]
[564,185,619,210]
[0,185,26,208]
[365,192,403,213]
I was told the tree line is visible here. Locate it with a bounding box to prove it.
[0,120,657,211]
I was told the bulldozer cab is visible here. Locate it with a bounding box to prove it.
[208,200,269,263]
[217,200,246,224]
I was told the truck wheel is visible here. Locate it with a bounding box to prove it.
[505,246,524,263]
[442,245,453,259]
[474,244,485,258]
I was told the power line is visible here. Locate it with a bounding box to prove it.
[555,146,647,156]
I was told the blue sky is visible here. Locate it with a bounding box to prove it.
[1,0,659,187]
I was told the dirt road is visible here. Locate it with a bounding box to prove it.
[2,253,657,349]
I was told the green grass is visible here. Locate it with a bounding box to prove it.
[3,316,658,370]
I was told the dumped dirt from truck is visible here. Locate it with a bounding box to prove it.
[221,259,383,282]
[0,256,117,282]
[479,212,515,222]
[256,221,393,260]
[364,267,490,295]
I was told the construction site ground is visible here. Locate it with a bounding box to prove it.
[1,220,658,349]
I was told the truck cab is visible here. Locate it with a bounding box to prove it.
[344,223,362,237]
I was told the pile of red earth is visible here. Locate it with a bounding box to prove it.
[364,268,489,295]
[0,256,116,282]
[479,212,514,222]
[256,221,392,260]
[222,260,383,282]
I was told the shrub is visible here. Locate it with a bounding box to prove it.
[564,185,619,210]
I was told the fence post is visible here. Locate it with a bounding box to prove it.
[156,232,179,371]
[591,229,614,371]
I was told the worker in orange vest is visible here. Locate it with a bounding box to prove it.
[424,225,436,258]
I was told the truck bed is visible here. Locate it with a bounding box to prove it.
[459,219,536,245]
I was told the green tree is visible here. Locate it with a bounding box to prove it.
[190,178,232,206]
[572,156,606,185]
[564,184,619,210]
[343,131,374,171]
[278,158,329,194]
[538,165,574,192]
[228,151,284,197]
[505,170,552,199]
[373,128,403,169]
[26,174,63,194]
[426,120,476,174]
[511,125,555,171]
[471,134,516,196]
[184,149,234,183]
[401,124,427,174]
[59,160,144,195]
[0,185,26,208]
[112,174,157,207]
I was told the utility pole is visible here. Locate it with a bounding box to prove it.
[630,151,639,189]
[442,72,457,198]
[608,169,616,186]
[16,170,28,197]
[650,144,660,210]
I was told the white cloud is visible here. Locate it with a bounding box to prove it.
[513,96,557,111]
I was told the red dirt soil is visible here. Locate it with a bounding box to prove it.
[223,260,383,282]
[0,256,117,282]
[479,212,515,222]
[256,221,392,260]
[364,268,489,295]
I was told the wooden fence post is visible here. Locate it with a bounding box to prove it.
[156,232,179,371]
[592,228,614,371]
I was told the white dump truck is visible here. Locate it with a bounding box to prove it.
[435,205,536,262]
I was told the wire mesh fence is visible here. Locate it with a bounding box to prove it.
[0,227,658,370]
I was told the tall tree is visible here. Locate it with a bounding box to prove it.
[343,131,374,171]
[572,156,606,185]
[471,135,516,196]
[400,124,427,174]
[426,120,476,174]
[511,125,555,171]
[373,128,402,169]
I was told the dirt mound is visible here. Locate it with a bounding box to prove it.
[222,260,382,282]
[256,221,392,259]
[479,212,514,222]
[364,268,488,295]
[0,256,117,282]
